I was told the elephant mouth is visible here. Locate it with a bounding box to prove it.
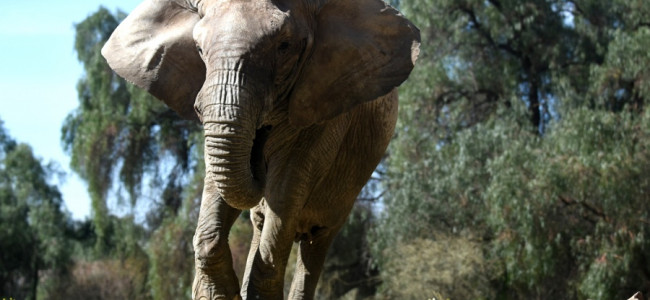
[250,125,272,187]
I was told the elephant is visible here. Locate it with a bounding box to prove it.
[101,0,419,298]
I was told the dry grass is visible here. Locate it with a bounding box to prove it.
[47,258,149,299]
[380,235,497,300]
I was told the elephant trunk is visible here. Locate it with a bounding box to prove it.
[201,70,266,210]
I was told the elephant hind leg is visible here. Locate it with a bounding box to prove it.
[193,181,242,300]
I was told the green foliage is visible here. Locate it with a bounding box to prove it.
[376,0,650,298]
[588,27,650,111]
[0,120,71,300]
[482,108,650,298]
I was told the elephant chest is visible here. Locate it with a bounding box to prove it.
[261,91,398,231]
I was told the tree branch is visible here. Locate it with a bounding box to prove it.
[559,195,609,224]
[459,7,522,57]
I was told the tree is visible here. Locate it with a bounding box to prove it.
[62,7,206,298]
[0,120,71,300]
[63,7,203,254]
[375,0,650,298]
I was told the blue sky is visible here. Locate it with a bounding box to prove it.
[0,0,140,219]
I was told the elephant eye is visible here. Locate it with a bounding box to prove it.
[278,41,290,52]
[196,45,203,56]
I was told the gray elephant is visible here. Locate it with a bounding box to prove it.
[101,0,419,298]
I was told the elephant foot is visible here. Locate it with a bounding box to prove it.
[192,269,242,300]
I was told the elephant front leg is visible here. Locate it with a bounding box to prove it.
[193,180,242,300]
[241,198,300,299]
[288,226,338,300]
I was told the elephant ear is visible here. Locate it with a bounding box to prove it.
[288,0,420,127]
[101,0,205,121]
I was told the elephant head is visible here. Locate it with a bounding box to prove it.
[102,0,419,213]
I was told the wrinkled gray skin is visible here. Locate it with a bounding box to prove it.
[102,0,419,298]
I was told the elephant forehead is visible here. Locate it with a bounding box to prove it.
[200,0,289,40]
